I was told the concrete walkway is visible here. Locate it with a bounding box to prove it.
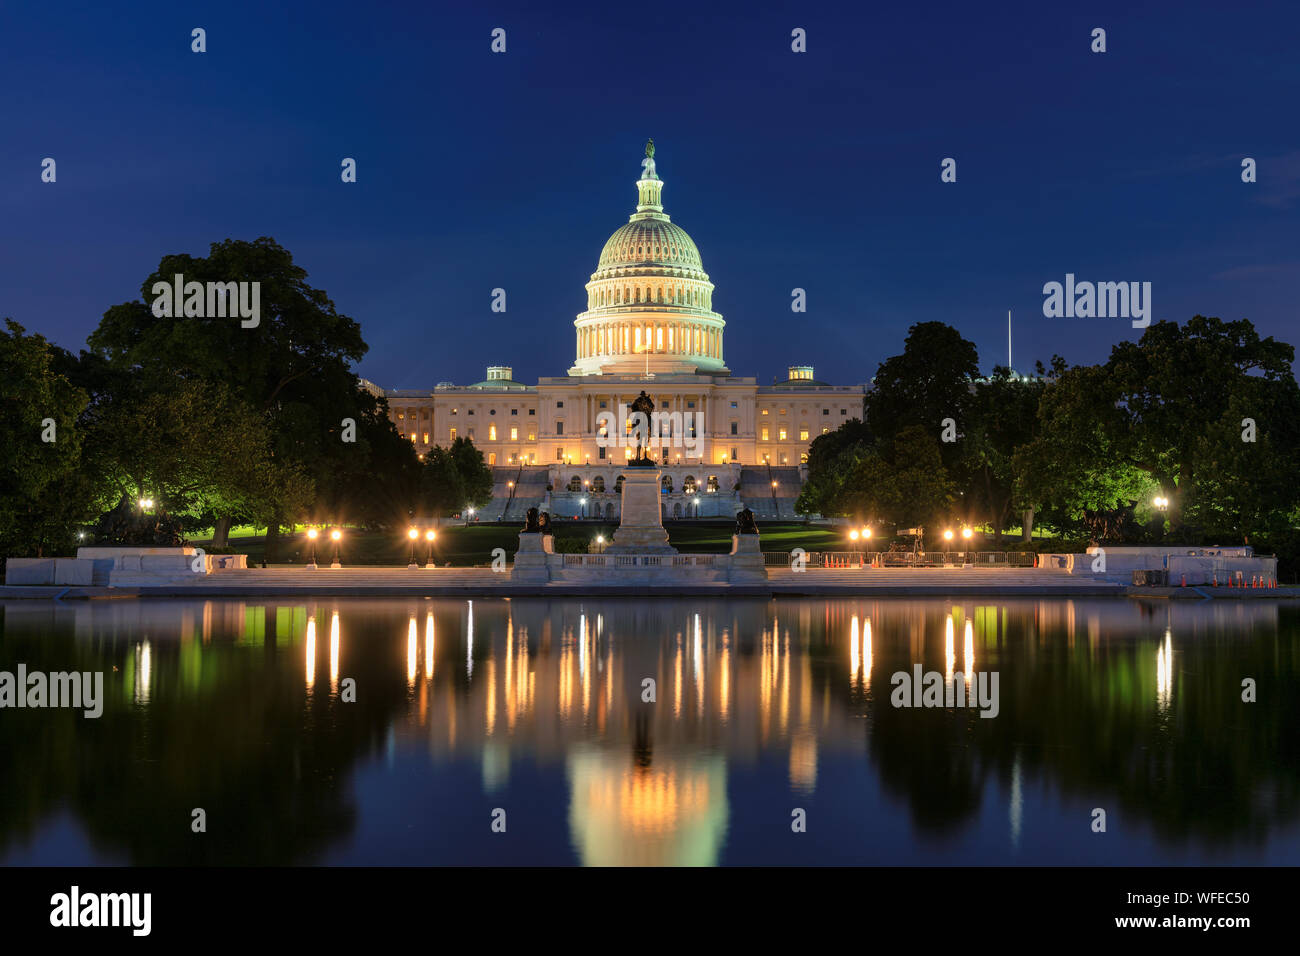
[3,565,1295,600]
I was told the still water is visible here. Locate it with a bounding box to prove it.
[1,597,1298,866]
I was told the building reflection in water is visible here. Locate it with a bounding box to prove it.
[5,594,1285,865]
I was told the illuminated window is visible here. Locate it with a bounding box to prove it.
[761,427,769,441]
[450,427,457,441]
[800,452,809,464]
[527,430,535,441]
[489,424,497,441]
[510,427,518,441]
[779,428,787,441]
[822,427,829,435]
[761,409,768,416]
[422,432,429,444]
[488,453,496,465]
[799,428,809,441]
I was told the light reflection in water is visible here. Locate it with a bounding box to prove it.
[407,616,418,688]
[964,619,975,691]
[863,617,872,690]
[134,641,152,705]
[9,596,1285,867]
[424,612,434,681]
[945,613,956,683]
[1157,628,1173,709]
[329,611,340,693]
[305,618,316,689]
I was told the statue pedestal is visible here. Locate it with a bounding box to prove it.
[608,467,676,554]
[728,534,767,583]
[511,533,551,582]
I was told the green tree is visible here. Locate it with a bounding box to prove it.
[866,322,979,468]
[82,378,312,537]
[85,238,380,554]
[839,425,957,533]
[1105,316,1297,533]
[795,418,872,516]
[0,320,92,557]
[961,366,1049,541]
[1012,363,1153,539]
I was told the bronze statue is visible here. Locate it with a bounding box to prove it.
[538,512,553,537]
[629,390,655,464]
[735,508,759,536]
[524,507,541,534]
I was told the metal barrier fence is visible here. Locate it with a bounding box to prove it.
[761,551,1039,569]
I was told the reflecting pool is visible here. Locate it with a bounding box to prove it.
[2,597,1298,865]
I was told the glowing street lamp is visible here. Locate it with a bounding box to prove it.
[407,527,420,569]
[961,527,973,540]
[330,528,342,568]
[137,497,154,511]
[1153,495,1169,511]
[849,529,860,542]
[943,529,955,542]
[424,529,437,568]
[306,528,319,568]
[464,505,475,526]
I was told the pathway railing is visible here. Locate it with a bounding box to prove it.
[761,551,1039,569]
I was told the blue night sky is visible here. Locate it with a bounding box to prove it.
[3,0,1297,390]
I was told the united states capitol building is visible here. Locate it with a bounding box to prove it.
[369,144,865,521]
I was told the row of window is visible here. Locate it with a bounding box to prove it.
[591,284,709,308]
[396,404,848,421]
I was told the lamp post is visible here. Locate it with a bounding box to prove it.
[424,529,437,568]
[407,527,419,569]
[943,528,955,566]
[580,497,587,519]
[961,526,973,567]
[330,529,342,568]
[1153,495,1169,539]
[306,528,319,569]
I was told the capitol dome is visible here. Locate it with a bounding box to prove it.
[570,142,727,377]
[594,219,708,280]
